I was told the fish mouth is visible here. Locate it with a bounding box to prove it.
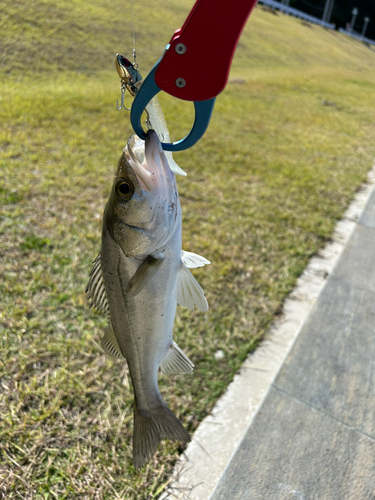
[144,128,163,155]
[125,130,171,192]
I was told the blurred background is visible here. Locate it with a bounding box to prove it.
[291,0,375,39]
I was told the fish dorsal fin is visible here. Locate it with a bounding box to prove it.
[160,341,194,375]
[181,250,211,269]
[101,323,125,359]
[126,255,164,296]
[177,263,209,312]
[86,253,109,313]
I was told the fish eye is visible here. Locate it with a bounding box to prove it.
[115,178,134,200]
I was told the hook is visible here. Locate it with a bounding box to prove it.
[117,84,131,111]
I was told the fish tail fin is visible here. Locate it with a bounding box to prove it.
[133,399,190,469]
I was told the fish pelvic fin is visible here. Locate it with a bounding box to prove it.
[160,341,194,375]
[133,400,190,469]
[125,255,163,296]
[177,262,209,312]
[181,250,211,268]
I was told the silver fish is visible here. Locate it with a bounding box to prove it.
[86,130,210,468]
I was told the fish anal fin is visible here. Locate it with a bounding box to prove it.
[101,324,124,359]
[133,399,190,469]
[126,255,163,296]
[177,263,209,312]
[160,341,194,375]
[86,253,109,313]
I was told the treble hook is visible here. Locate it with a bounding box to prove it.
[117,83,131,111]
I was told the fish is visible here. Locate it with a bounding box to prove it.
[86,129,210,468]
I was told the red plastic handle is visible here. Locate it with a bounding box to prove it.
[155,0,258,101]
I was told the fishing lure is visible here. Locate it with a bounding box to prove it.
[115,54,143,110]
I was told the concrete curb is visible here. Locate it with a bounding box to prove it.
[161,164,375,500]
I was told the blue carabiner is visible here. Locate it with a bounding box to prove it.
[130,61,216,152]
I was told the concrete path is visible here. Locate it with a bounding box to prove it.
[210,189,375,499]
[162,167,375,500]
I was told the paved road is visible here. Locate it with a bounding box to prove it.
[210,191,375,499]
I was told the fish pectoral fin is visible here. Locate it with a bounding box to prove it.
[86,253,109,313]
[160,341,194,375]
[181,250,211,269]
[177,262,209,312]
[101,324,125,359]
[125,255,163,296]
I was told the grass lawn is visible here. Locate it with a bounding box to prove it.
[1,0,375,498]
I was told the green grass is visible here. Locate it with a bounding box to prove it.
[1,1,375,498]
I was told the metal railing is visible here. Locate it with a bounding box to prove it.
[257,0,335,30]
[338,28,375,47]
